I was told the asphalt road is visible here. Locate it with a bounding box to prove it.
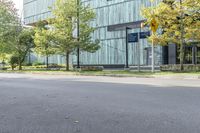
[0,73,200,133]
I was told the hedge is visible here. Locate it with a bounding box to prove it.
[160,64,200,72]
[80,66,104,71]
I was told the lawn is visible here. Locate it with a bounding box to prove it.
[0,69,200,77]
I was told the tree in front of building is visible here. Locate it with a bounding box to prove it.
[5,25,35,70]
[2,25,35,70]
[15,28,35,70]
[0,0,35,70]
[48,0,77,71]
[0,0,18,62]
[34,21,56,68]
[76,0,100,53]
[183,0,200,41]
[48,0,100,71]
[142,0,200,70]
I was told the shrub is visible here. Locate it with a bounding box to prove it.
[80,66,103,71]
[9,56,19,70]
[23,62,33,66]
[0,61,8,70]
[48,63,60,68]
[47,63,63,70]
[160,64,200,72]
[33,61,45,66]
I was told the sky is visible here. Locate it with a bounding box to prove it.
[11,0,23,16]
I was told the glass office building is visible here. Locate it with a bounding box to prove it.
[24,0,167,66]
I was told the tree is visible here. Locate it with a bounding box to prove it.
[49,0,77,71]
[34,21,56,68]
[1,25,35,70]
[0,0,19,60]
[76,0,100,53]
[48,0,100,71]
[142,0,200,71]
[0,0,35,70]
[0,0,18,36]
[16,28,35,70]
[183,0,200,42]
[0,42,11,62]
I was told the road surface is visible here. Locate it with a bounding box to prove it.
[0,73,200,133]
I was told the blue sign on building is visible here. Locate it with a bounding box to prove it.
[128,31,151,43]
[128,33,138,43]
[140,31,151,39]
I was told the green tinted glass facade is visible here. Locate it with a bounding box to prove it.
[24,0,54,24]
[24,0,163,66]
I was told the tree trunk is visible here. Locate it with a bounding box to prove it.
[45,45,49,69]
[18,57,22,70]
[46,56,49,69]
[12,65,14,70]
[19,63,22,70]
[28,50,31,64]
[66,51,69,71]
